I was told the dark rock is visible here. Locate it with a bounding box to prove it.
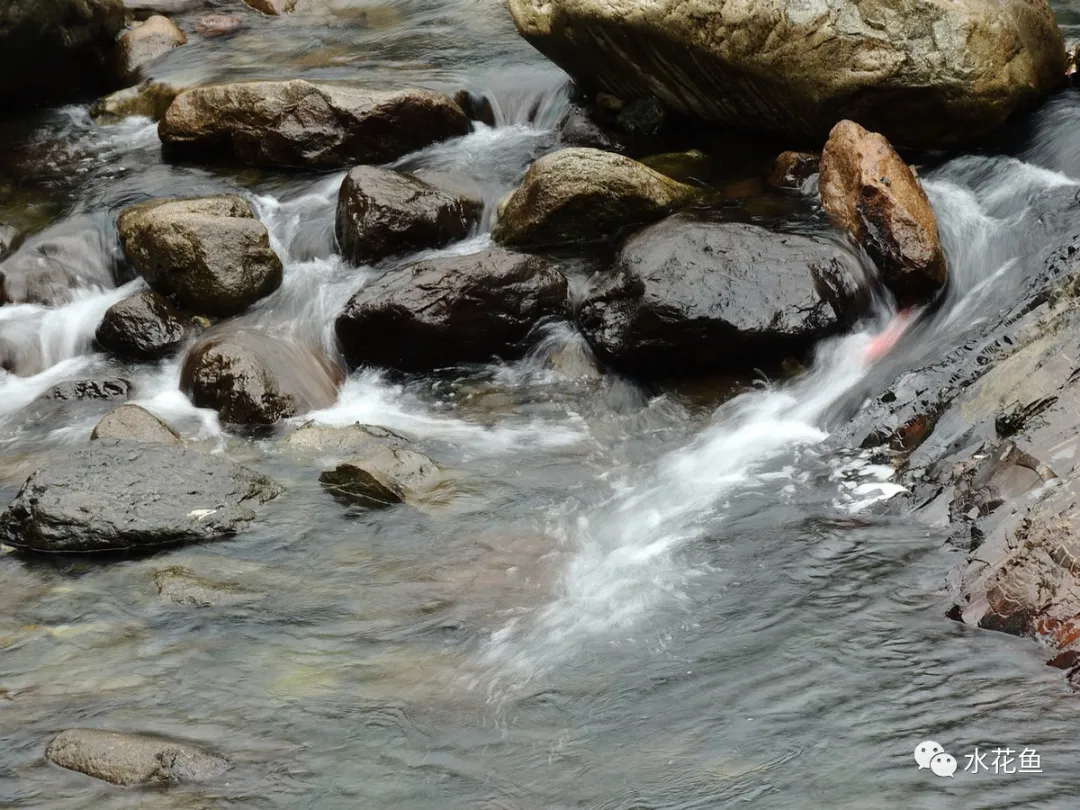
[639,150,714,184]
[117,196,283,318]
[319,446,445,508]
[90,80,181,122]
[0,440,283,553]
[180,326,343,426]
[335,167,482,265]
[768,151,820,190]
[125,0,206,17]
[0,217,119,306]
[116,14,187,81]
[556,104,622,150]
[43,379,132,402]
[335,249,569,371]
[45,728,229,785]
[153,565,263,606]
[159,80,471,169]
[96,290,192,361]
[91,404,180,442]
[195,13,243,37]
[615,95,665,136]
[453,89,496,127]
[577,214,867,376]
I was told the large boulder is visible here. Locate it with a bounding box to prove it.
[820,120,947,306]
[335,167,483,265]
[335,249,569,371]
[95,290,193,361]
[0,440,282,553]
[159,80,471,169]
[116,14,187,81]
[578,214,866,376]
[45,729,229,785]
[492,148,700,249]
[91,404,180,442]
[117,196,283,317]
[180,327,344,426]
[0,0,125,106]
[507,0,1066,149]
[0,217,119,306]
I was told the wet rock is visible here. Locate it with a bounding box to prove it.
[453,90,496,127]
[284,422,409,456]
[319,446,445,508]
[639,150,713,184]
[45,728,229,785]
[556,105,622,150]
[180,326,343,426]
[153,565,263,606]
[508,0,1065,149]
[820,120,947,306]
[96,290,192,361]
[492,148,700,249]
[335,167,483,265]
[0,217,119,306]
[159,80,471,169]
[116,15,187,81]
[125,0,206,16]
[195,13,243,37]
[577,214,866,376]
[117,196,283,317]
[335,249,569,371]
[0,225,17,259]
[615,95,665,136]
[0,0,125,106]
[0,440,282,553]
[768,151,820,190]
[243,0,298,13]
[91,404,180,442]
[91,81,181,122]
[43,379,132,402]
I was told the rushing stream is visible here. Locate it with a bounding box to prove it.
[6,2,1080,808]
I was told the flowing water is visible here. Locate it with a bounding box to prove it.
[4,2,1080,808]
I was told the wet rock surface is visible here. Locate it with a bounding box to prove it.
[95,290,193,361]
[116,14,187,81]
[243,0,298,14]
[283,422,410,457]
[0,217,119,306]
[319,446,446,508]
[45,728,229,785]
[335,249,568,371]
[492,147,700,249]
[0,440,283,553]
[180,326,343,426]
[117,195,283,317]
[769,151,820,190]
[158,80,471,169]
[195,13,243,37]
[153,565,264,606]
[335,167,483,265]
[42,379,132,402]
[578,214,866,377]
[90,80,181,122]
[91,404,180,442]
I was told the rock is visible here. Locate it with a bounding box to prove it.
[335,167,483,265]
[453,89,496,127]
[0,0,125,106]
[768,151,820,190]
[91,404,180,442]
[491,148,700,249]
[639,150,713,184]
[180,327,343,426]
[577,214,866,376]
[0,217,119,306]
[556,105,622,150]
[195,13,243,37]
[117,196,283,317]
[0,225,17,259]
[335,249,569,371]
[96,290,192,361]
[91,81,181,122]
[125,0,206,16]
[820,120,947,306]
[116,15,187,81]
[159,80,471,169]
[243,0,298,13]
[508,0,1066,149]
[45,728,229,785]
[615,95,665,136]
[153,565,263,606]
[319,446,445,508]
[284,422,410,456]
[43,379,132,402]
[0,440,282,553]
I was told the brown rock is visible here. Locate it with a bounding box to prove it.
[768,151,820,190]
[90,81,181,122]
[243,0,298,13]
[819,120,947,306]
[195,13,243,37]
[91,404,180,442]
[45,728,229,785]
[116,15,187,80]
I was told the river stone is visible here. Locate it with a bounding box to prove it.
[769,151,820,190]
[159,80,471,169]
[43,378,132,402]
[45,728,229,785]
[820,120,947,306]
[335,167,483,265]
[577,214,866,376]
[0,0,125,105]
[0,440,283,553]
[508,0,1066,149]
[116,15,187,81]
[96,290,192,361]
[125,0,206,16]
[195,13,243,37]
[284,422,409,456]
[91,81,181,122]
[91,404,180,442]
[335,249,569,371]
[117,196,283,317]
[319,446,444,508]
[180,327,344,426]
[491,148,700,249]
[243,0,298,13]
[153,565,263,606]
[0,217,119,307]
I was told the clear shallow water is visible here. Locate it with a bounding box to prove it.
[4,2,1080,807]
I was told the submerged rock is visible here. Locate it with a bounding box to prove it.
[319,446,445,508]
[820,120,947,306]
[492,148,700,248]
[335,249,568,371]
[768,151,820,190]
[153,565,264,606]
[117,195,283,317]
[0,217,119,306]
[42,379,132,402]
[96,290,193,361]
[91,81,181,122]
[159,80,471,169]
[180,327,343,426]
[577,214,866,376]
[91,404,180,442]
[335,167,483,265]
[116,14,187,81]
[507,0,1065,149]
[45,728,229,785]
[195,13,243,37]
[283,422,409,456]
[0,440,282,553]
[243,0,298,14]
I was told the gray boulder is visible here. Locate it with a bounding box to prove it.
[91,404,180,442]
[319,446,446,508]
[45,728,229,785]
[95,290,193,361]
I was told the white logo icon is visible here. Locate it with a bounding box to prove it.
[914,741,944,770]
[930,752,958,778]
